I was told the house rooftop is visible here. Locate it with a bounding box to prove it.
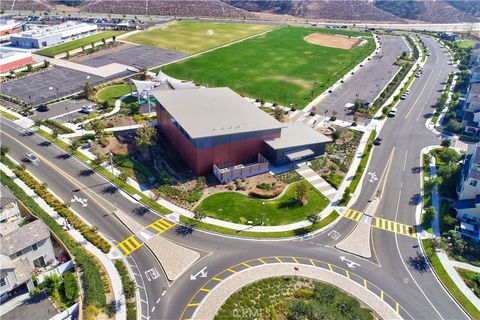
[0,184,17,210]
[264,122,331,150]
[152,88,285,139]
[0,220,50,256]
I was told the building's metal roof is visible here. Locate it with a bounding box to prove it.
[152,88,285,139]
[264,122,331,150]
[0,220,50,256]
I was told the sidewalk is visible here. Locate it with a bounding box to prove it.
[296,165,337,200]
[0,163,126,320]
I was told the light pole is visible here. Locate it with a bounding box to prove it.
[109,152,114,181]
[261,202,265,226]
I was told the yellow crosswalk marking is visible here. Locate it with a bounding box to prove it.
[148,219,174,233]
[381,290,384,300]
[117,236,143,256]
[258,258,267,264]
[345,209,363,221]
[275,256,282,263]
[345,270,350,279]
[212,277,223,281]
[227,268,236,273]
[364,279,368,288]
[328,264,333,272]
[187,303,200,307]
[242,262,252,268]
[199,288,210,293]
[310,259,316,267]
[292,257,299,264]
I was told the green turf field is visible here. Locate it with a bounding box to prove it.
[162,26,375,109]
[36,31,121,57]
[123,21,275,54]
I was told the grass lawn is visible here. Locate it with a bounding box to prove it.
[162,26,374,109]
[457,39,477,49]
[181,210,339,238]
[123,21,275,54]
[422,239,480,319]
[0,110,18,120]
[195,182,329,226]
[36,31,121,57]
[96,84,134,106]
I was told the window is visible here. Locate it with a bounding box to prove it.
[15,250,22,258]
[0,277,6,287]
[470,179,478,187]
[32,256,46,268]
[32,244,38,251]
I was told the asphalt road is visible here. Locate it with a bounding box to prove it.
[0,34,470,320]
[314,35,408,123]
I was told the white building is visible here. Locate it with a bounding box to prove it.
[10,22,97,49]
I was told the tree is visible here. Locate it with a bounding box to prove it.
[26,63,33,72]
[273,106,285,122]
[81,45,85,53]
[139,66,148,81]
[63,272,79,304]
[421,206,436,230]
[118,172,128,182]
[68,140,81,154]
[0,145,9,156]
[84,81,94,99]
[445,119,462,133]
[43,59,50,68]
[91,155,105,167]
[441,138,452,148]
[101,37,106,45]
[90,119,106,139]
[51,128,60,140]
[307,213,320,225]
[194,209,206,221]
[112,35,116,44]
[135,124,156,160]
[295,181,309,205]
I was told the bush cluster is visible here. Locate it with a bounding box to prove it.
[13,166,111,253]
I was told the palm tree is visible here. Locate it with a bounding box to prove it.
[90,119,106,139]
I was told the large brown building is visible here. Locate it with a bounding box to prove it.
[153,88,330,176]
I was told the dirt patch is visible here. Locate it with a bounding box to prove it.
[269,75,311,90]
[304,33,362,50]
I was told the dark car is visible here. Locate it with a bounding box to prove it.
[36,104,49,112]
[373,137,383,146]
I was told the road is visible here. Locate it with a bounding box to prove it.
[0,35,470,320]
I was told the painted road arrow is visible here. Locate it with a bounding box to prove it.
[339,256,361,269]
[190,266,208,280]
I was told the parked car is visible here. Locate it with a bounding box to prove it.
[81,105,94,114]
[388,108,397,117]
[373,137,383,146]
[36,104,49,112]
[25,153,40,165]
[400,93,408,100]
[405,89,411,94]
[415,72,421,78]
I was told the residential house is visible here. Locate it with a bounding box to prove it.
[0,220,55,300]
[0,185,21,223]
[461,82,480,135]
[438,32,457,41]
[469,65,480,84]
[468,45,480,68]
[455,143,480,240]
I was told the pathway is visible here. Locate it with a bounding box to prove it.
[296,165,337,201]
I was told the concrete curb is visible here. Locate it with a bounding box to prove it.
[192,264,400,320]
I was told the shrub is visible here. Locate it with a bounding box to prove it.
[422,206,436,230]
[0,145,9,156]
[63,272,79,304]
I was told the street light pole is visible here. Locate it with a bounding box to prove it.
[261,202,265,226]
[109,152,114,181]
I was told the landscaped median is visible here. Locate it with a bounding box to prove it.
[180,210,339,239]
[422,239,480,319]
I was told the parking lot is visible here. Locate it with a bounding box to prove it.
[30,99,91,122]
[314,35,408,122]
[79,45,188,69]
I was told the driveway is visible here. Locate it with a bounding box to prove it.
[1,292,58,320]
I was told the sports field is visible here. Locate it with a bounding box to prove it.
[36,31,121,57]
[162,26,375,109]
[122,21,275,54]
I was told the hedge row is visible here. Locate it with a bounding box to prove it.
[114,260,137,320]
[12,166,112,253]
[42,119,75,134]
[0,171,107,307]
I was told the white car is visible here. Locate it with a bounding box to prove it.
[388,108,397,117]
[81,105,94,114]
[405,89,410,94]
[400,93,408,100]
[25,153,40,165]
